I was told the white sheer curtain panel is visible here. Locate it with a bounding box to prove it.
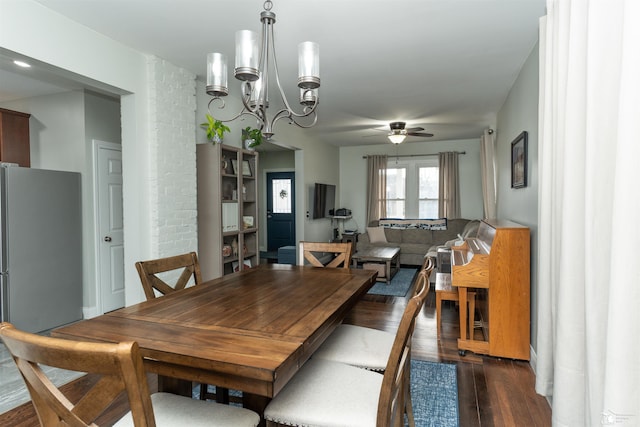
[438,152,460,219]
[366,155,387,224]
[480,129,497,219]
[537,1,640,426]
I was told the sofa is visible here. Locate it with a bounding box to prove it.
[357,218,480,266]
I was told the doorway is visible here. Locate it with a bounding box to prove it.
[266,171,296,252]
[94,140,124,313]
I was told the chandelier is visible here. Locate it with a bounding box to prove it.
[205,0,320,141]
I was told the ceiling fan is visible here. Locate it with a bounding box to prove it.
[387,121,434,144]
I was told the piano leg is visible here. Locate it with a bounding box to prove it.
[457,288,489,356]
[459,288,468,343]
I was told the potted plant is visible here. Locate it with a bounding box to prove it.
[242,126,263,149]
[200,114,230,144]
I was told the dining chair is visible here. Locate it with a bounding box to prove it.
[135,251,202,300]
[135,252,233,404]
[263,285,426,426]
[298,241,352,268]
[311,257,435,426]
[0,322,260,427]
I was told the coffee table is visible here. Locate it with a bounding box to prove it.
[352,246,401,283]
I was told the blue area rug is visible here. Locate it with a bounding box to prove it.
[411,359,459,427]
[367,267,418,297]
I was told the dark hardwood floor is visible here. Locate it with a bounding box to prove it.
[0,282,551,426]
[347,291,552,427]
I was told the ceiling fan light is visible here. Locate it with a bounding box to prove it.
[388,133,406,144]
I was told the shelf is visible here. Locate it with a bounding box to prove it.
[197,143,260,279]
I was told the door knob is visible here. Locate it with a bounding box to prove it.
[104,236,112,242]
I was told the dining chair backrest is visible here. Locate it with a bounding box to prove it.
[298,241,353,269]
[376,293,424,426]
[0,322,156,427]
[414,256,435,299]
[135,252,202,300]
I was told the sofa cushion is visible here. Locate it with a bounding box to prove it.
[401,243,431,255]
[366,226,387,243]
[402,228,433,245]
[384,228,403,243]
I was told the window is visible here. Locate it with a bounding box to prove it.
[418,166,439,218]
[385,167,406,218]
[383,158,439,218]
[271,178,292,213]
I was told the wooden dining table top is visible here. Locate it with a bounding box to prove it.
[53,263,376,399]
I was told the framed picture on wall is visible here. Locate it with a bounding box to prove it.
[511,131,528,189]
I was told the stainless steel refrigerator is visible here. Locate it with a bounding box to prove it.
[0,165,83,333]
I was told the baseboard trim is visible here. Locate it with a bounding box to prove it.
[83,306,99,320]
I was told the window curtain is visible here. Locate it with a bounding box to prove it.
[480,129,497,219]
[537,2,640,426]
[438,152,460,219]
[366,155,387,225]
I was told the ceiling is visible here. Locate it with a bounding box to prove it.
[1,0,545,147]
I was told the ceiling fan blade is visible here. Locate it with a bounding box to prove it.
[407,132,434,137]
[405,127,424,132]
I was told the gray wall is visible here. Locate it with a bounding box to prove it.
[496,42,540,357]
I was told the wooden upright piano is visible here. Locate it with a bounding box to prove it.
[451,219,530,360]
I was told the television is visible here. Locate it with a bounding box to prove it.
[312,183,336,219]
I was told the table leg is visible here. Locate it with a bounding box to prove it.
[243,393,270,427]
[385,259,391,284]
[157,375,193,397]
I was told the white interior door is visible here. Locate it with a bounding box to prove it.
[95,140,124,313]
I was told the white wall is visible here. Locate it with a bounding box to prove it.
[339,139,485,232]
[496,42,540,353]
[2,1,198,307]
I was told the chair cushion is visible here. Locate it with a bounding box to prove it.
[114,392,260,427]
[264,358,383,427]
[313,324,394,371]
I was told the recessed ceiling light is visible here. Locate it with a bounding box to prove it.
[13,60,31,68]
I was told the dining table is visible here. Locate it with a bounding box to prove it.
[53,263,377,424]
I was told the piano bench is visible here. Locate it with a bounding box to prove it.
[435,273,476,340]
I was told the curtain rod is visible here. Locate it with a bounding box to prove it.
[362,151,466,159]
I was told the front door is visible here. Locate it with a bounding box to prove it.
[266,172,296,251]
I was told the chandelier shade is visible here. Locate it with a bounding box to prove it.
[206,53,228,97]
[205,0,320,140]
[234,30,260,81]
[298,42,320,89]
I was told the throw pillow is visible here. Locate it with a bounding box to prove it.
[367,226,387,243]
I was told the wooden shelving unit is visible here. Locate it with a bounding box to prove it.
[197,143,259,279]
